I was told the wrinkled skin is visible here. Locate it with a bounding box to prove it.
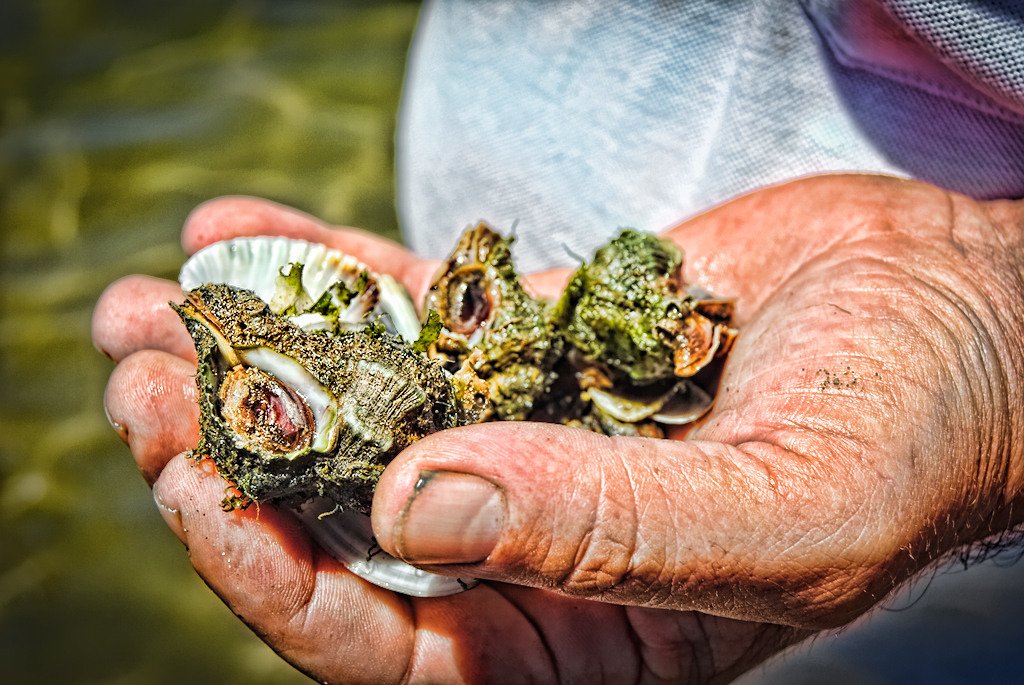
[94,175,1024,684]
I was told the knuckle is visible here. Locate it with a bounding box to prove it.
[559,470,643,595]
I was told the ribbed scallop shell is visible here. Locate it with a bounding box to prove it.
[180,236,420,341]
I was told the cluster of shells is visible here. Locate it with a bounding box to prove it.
[423,224,736,435]
[175,223,735,596]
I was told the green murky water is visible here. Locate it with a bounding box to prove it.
[0,2,418,682]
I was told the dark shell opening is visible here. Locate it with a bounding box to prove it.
[219,366,313,456]
[445,266,495,336]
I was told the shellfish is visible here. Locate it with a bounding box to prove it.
[423,222,562,421]
[177,237,478,597]
[174,282,458,513]
[553,229,736,434]
[555,229,735,383]
[173,227,737,596]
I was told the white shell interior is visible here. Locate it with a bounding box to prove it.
[180,236,421,341]
[296,497,480,597]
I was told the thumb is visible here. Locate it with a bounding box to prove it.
[371,422,883,629]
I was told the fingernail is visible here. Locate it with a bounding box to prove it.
[153,477,187,544]
[103,402,129,444]
[395,470,504,564]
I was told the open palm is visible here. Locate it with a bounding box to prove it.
[94,175,1024,684]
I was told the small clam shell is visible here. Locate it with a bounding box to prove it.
[180,236,420,341]
[583,378,715,426]
[670,313,725,378]
[652,381,714,425]
[583,386,671,423]
[581,376,681,423]
[296,497,479,597]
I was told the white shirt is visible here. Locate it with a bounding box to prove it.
[397,0,1024,271]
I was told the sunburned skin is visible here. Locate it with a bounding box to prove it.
[95,179,1024,684]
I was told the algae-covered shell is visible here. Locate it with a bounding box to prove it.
[423,223,563,421]
[175,283,479,597]
[175,283,457,512]
[180,236,420,340]
[555,229,734,384]
[178,238,482,597]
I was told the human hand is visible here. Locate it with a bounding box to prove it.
[370,174,1024,627]
[95,197,803,684]
[94,176,1024,683]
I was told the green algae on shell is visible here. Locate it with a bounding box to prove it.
[554,229,734,384]
[174,283,458,513]
[423,222,563,421]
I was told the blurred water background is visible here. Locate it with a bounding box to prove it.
[1,1,415,682]
[3,1,1024,683]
